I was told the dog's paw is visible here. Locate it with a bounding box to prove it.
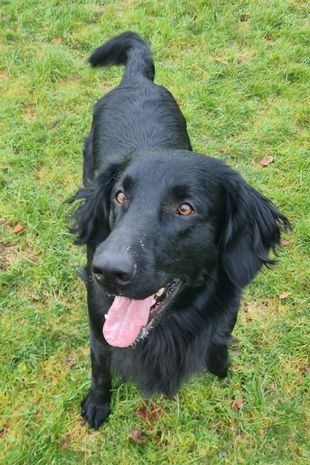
[81,393,111,429]
[207,361,229,379]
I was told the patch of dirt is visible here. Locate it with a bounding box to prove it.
[213,48,254,65]
[236,50,254,64]
[0,243,19,271]
[23,108,36,121]
[65,352,76,369]
[242,300,270,321]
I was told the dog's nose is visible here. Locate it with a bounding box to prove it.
[92,252,136,287]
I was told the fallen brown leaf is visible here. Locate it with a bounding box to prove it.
[137,406,148,419]
[0,421,10,439]
[259,155,274,167]
[245,301,256,312]
[0,427,9,439]
[280,239,289,246]
[231,397,244,412]
[137,402,164,421]
[12,224,25,234]
[301,364,310,375]
[128,429,147,444]
[279,291,292,300]
[65,353,76,369]
[59,437,71,449]
[52,37,62,45]
[230,426,242,436]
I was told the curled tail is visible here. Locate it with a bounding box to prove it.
[88,31,155,81]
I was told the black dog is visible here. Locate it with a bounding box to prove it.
[70,32,290,429]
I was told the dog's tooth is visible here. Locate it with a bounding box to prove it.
[156,288,165,297]
[104,313,109,319]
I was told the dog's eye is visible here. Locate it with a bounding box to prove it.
[115,190,126,205]
[177,203,195,216]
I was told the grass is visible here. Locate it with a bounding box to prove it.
[0,0,309,464]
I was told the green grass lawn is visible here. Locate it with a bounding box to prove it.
[0,0,309,464]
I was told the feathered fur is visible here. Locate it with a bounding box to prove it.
[69,32,290,429]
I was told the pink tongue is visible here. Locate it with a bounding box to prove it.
[103,295,156,348]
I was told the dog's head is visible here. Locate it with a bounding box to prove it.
[70,149,290,347]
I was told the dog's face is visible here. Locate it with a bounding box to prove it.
[72,149,288,347]
[94,150,221,298]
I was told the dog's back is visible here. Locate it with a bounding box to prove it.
[87,32,192,173]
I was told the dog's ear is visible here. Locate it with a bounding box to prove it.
[219,171,290,288]
[68,163,121,245]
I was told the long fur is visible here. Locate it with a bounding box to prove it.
[69,32,290,429]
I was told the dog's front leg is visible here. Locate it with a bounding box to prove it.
[81,332,112,429]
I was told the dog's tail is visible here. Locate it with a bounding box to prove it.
[88,32,155,81]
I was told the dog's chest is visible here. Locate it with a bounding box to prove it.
[110,324,208,396]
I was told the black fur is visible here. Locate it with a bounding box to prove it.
[70,32,290,429]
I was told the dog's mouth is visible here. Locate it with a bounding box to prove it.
[102,280,181,348]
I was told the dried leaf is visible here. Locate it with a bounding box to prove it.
[65,353,76,369]
[239,13,250,22]
[230,426,242,436]
[137,406,148,419]
[59,437,71,449]
[281,239,289,246]
[301,364,310,375]
[24,109,36,121]
[128,429,147,444]
[259,155,274,167]
[264,32,273,41]
[0,421,10,436]
[0,424,9,439]
[52,37,62,45]
[279,291,292,300]
[12,224,25,234]
[245,301,257,312]
[231,397,244,412]
[137,402,164,421]
[149,406,164,421]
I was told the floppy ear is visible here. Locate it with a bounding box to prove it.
[220,172,291,288]
[68,163,121,245]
